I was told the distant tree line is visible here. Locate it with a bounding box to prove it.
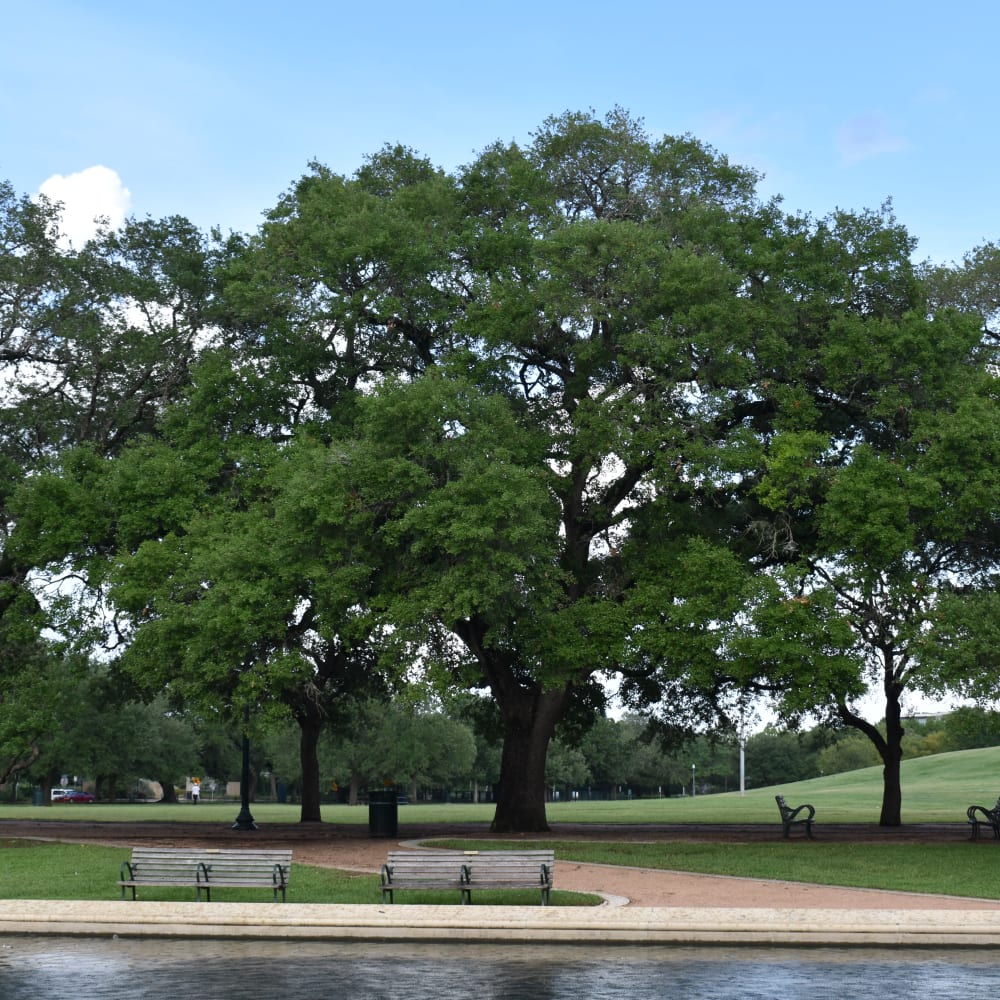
[12,693,1000,806]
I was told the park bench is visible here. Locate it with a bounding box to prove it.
[462,849,555,905]
[380,850,469,903]
[775,795,815,839]
[118,846,292,901]
[967,798,1000,840]
[380,849,555,905]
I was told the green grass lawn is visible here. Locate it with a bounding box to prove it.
[0,839,374,903]
[428,838,1000,900]
[2,834,996,904]
[0,839,597,906]
[3,746,1000,902]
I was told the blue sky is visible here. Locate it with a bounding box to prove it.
[4,1,998,262]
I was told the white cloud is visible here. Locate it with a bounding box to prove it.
[36,166,132,246]
[835,113,908,166]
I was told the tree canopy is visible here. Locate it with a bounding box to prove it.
[3,109,999,829]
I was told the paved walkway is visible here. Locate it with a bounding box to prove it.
[4,899,1000,947]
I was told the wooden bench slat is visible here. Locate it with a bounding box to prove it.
[119,847,292,902]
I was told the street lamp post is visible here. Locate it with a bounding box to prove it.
[232,707,257,832]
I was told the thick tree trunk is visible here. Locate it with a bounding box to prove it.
[838,668,905,827]
[878,693,905,827]
[490,687,570,833]
[42,767,61,807]
[94,774,117,802]
[879,754,903,826]
[451,616,575,833]
[298,715,323,822]
[157,778,179,803]
[98,774,118,803]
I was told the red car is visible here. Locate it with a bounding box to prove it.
[54,789,95,803]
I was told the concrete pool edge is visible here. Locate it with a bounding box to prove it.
[3,900,1000,947]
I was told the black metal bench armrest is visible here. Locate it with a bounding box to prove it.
[785,803,815,821]
[967,802,1000,839]
[967,804,999,821]
[775,795,815,838]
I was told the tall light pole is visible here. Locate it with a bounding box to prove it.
[736,697,753,797]
[232,705,257,832]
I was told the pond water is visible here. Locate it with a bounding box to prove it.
[1,938,997,999]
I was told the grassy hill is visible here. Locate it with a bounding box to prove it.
[544,744,1000,825]
[541,745,1000,825]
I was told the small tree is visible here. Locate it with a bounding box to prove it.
[752,334,1000,824]
[744,728,822,788]
[941,707,1000,751]
[816,732,880,776]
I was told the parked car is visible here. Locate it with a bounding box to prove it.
[50,788,70,801]
[53,789,95,803]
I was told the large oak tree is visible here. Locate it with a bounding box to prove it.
[291,112,980,830]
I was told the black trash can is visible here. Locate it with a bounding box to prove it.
[368,789,398,838]
[32,788,44,806]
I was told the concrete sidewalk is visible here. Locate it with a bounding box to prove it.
[3,899,1000,947]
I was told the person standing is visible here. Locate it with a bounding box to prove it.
[191,777,201,804]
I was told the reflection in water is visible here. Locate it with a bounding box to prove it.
[1,939,997,999]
